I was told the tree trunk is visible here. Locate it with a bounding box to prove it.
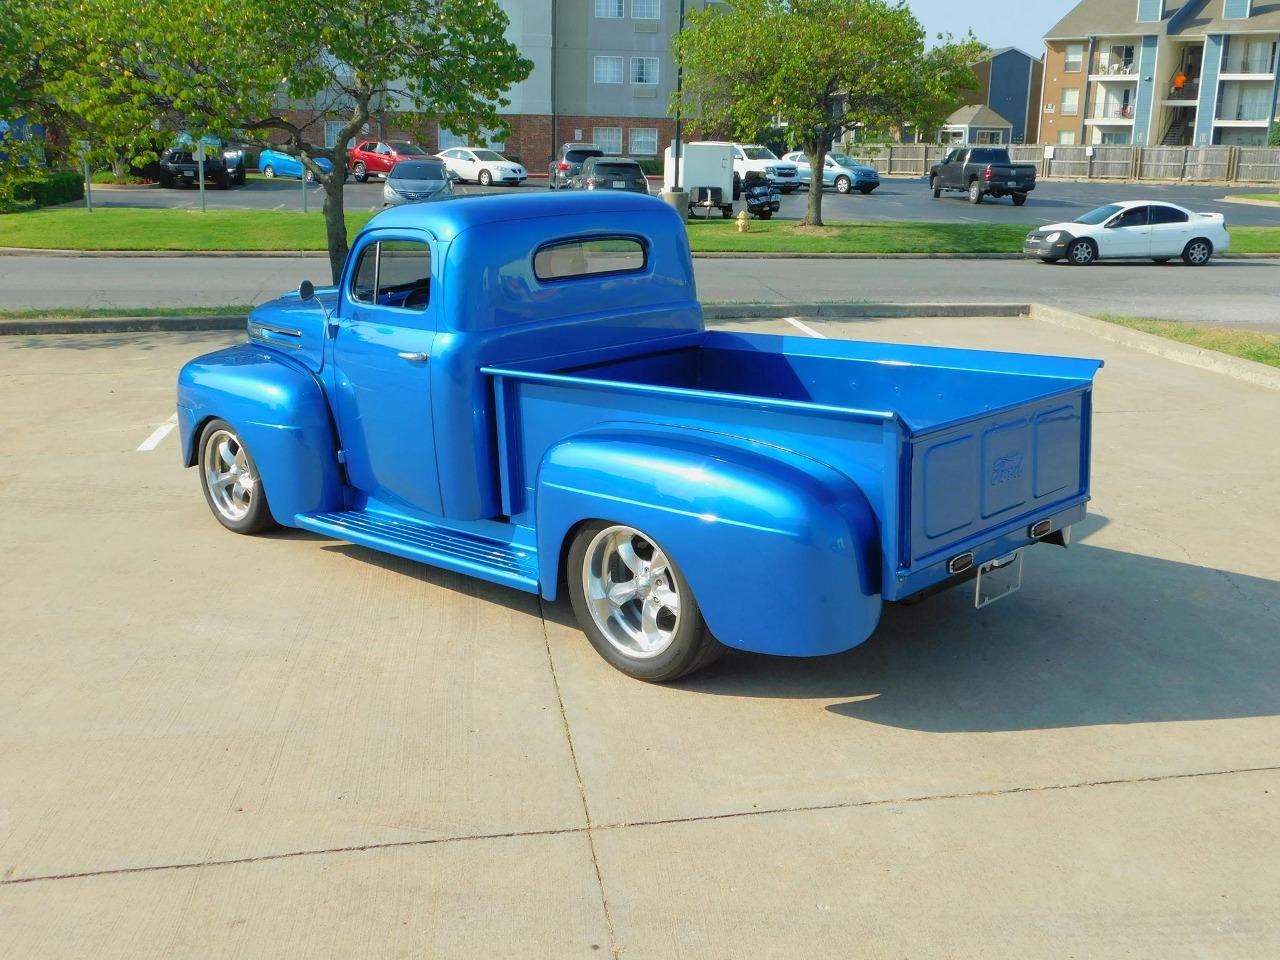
[802,138,830,227]
[321,173,348,285]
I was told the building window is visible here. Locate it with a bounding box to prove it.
[631,0,660,18]
[324,121,353,150]
[1064,43,1084,72]
[631,56,659,85]
[594,56,624,84]
[595,0,624,17]
[438,129,467,150]
[629,127,658,155]
[1060,88,1080,116]
[594,127,623,153]
[1057,130,1077,145]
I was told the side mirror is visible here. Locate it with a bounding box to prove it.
[298,280,315,301]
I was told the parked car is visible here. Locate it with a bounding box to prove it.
[569,156,649,194]
[548,143,604,189]
[348,140,428,182]
[257,148,335,182]
[929,147,1036,205]
[437,146,526,186]
[782,151,880,194]
[177,191,1103,683]
[159,135,245,189]
[692,142,800,198]
[1024,201,1229,266]
[382,159,453,206]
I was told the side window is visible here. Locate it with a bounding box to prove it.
[534,237,647,282]
[733,147,744,160]
[1150,205,1189,225]
[1113,207,1149,228]
[349,240,432,310]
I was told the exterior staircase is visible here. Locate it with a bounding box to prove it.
[1161,119,1191,145]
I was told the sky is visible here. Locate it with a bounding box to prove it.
[907,0,1078,56]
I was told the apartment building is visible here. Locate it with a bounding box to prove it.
[956,48,1045,144]
[1040,0,1280,147]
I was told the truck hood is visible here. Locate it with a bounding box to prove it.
[246,287,337,372]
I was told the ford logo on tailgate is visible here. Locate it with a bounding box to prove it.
[990,454,1024,486]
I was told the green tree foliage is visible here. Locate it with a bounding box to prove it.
[674,0,982,225]
[48,0,532,279]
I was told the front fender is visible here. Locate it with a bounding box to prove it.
[536,429,882,658]
[177,344,344,526]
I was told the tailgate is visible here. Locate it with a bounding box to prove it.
[903,388,1092,573]
[992,164,1036,180]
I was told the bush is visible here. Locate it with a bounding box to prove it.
[632,157,663,176]
[1269,126,1280,147]
[8,170,86,207]
[91,170,150,185]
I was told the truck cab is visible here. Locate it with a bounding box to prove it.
[178,191,1102,682]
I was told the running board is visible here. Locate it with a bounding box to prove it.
[295,510,540,593]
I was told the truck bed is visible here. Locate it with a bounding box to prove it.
[486,331,1102,600]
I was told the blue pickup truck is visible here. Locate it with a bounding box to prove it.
[178,192,1102,682]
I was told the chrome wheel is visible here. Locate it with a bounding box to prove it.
[1185,240,1211,265]
[202,429,257,523]
[1069,240,1096,265]
[582,525,681,660]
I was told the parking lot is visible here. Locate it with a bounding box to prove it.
[81,173,1280,226]
[3,313,1277,957]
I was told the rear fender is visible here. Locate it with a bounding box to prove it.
[536,429,882,658]
[177,344,344,526]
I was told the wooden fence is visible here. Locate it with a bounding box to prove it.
[843,143,1280,182]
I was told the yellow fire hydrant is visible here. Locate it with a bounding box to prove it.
[736,209,750,233]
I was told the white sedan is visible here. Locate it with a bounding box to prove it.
[435,147,527,187]
[1023,201,1229,266]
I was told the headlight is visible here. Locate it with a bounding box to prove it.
[384,184,397,197]
[764,166,776,176]
[1045,232,1061,244]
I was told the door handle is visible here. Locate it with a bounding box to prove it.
[397,351,429,362]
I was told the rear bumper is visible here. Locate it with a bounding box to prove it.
[987,180,1036,193]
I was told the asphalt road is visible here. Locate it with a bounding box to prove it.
[6,252,1277,329]
[82,174,1280,226]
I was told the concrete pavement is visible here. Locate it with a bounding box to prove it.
[1,315,1278,957]
[4,253,1278,328]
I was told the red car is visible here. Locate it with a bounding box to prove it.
[347,140,429,182]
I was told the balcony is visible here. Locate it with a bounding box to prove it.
[1090,55,1137,79]
[1087,104,1136,124]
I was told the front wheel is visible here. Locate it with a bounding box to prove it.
[1011,193,1027,206]
[1182,238,1213,266]
[931,177,941,199]
[352,162,367,183]
[757,209,773,220]
[835,175,852,194]
[567,522,724,682]
[479,169,492,187]
[732,173,742,201]
[1040,257,1061,264]
[197,419,276,535]
[262,165,275,178]
[1067,238,1097,266]
[968,181,984,204]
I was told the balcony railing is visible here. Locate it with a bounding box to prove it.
[1094,105,1136,120]
[1167,78,1200,100]
[1094,56,1137,76]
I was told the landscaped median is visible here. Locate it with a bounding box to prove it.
[6,206,1280,256]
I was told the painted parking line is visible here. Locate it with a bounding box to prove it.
[784,317,826,339]
[137,413,177,452]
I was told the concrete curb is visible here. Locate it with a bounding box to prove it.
[1028,303,1280,392]
[1218,196,1280,208]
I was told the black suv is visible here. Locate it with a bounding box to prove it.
[570,156,649,194]
[548,142,604,189]
[158,137,247,189]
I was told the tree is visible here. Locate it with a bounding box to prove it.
[674,0,982,226]
[50,0,532,280]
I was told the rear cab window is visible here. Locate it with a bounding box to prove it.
[534,237,647,282]
[566,148,603,164]
[350,239,432,311]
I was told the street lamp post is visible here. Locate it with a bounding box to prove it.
[659,0,689,218]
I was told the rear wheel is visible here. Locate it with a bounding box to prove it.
[262,165,275,178]
[1067,238,1097,266]
[353,161,367,183]
[835,175,852,194]
[1012,193,1027,206]
[968,180,984,204]
[1182,238,1213,266]
[479,169,492,187]
[197,419,276,535]
[732,173,742,201]
[757,209,773,220]
[567,522,724,682]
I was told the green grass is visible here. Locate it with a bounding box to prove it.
[1096,314,1280,369]
[0,304,251,320]
[2,206,1280,255]
[1231,193,1280,204]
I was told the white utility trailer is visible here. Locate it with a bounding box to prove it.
[664,141,734,218]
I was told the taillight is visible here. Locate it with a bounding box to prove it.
[558,162,570,171]
[983,167,993,180]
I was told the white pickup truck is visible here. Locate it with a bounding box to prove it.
[691,141,800,198]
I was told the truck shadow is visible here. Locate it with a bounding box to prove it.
[673,515,1280,731]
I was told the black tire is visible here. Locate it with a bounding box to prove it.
[835,175,852,194]
[1153,257,1172,264]
[859,184,876,195]
[159,171,174,188]
[931,177,941,199]
[1182,238,1213,266]
[353,162,367,183]
[479,169,492,187]
[1040,257,1061,264]
[1011,193,1027,206]
[566,521,724,682]
[732,173,742,201]
[1067,238,1097,266]
[262,165,275,179]
[758,209,773,220]
[196,418,276,535]
[781,185,798,194]
[216,173,230,190]
[968,180,984,204]
[721,206,733,219]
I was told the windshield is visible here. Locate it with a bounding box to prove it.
[390,141,426,155]
[741,146,778,160]
[390,161,445,180]
[566,148,603,163]
[1075,203,1125,225]
[829,153,857,166]
[473,149,505,161]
